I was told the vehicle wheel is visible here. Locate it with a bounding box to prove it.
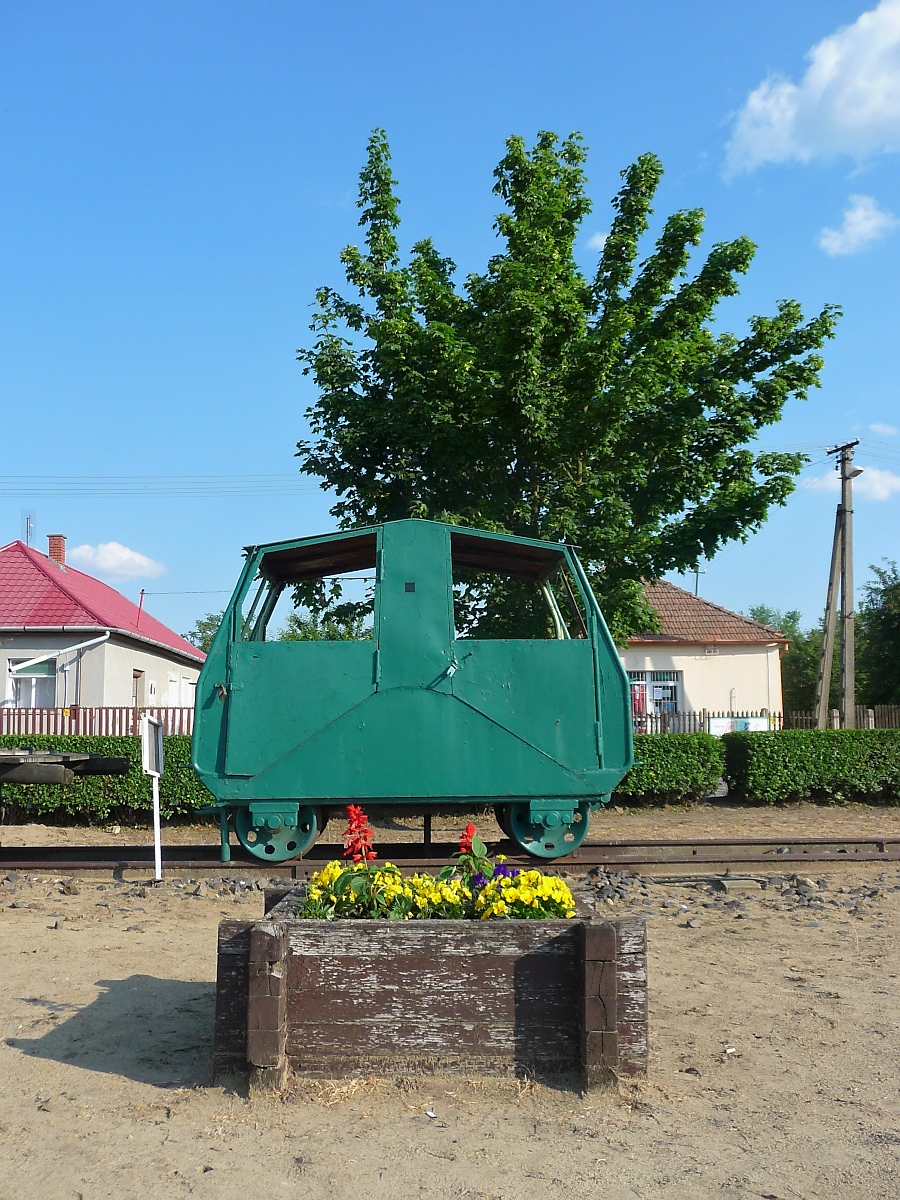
[494,803,513,839]
[234,805,320,862]
[505,801,591,860]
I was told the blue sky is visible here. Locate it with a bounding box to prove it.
[1,0,898,636]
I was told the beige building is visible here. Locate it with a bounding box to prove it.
[620,580,787,716]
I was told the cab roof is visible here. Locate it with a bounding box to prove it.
[247,520,571,585]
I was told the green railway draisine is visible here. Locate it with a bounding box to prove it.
[191,518,633,862]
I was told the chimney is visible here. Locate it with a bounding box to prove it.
[48,534,67,567]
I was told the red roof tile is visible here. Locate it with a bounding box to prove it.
[629,579,788,645]
[0,541,205,663]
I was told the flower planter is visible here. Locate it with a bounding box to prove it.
[214,891,648,1091]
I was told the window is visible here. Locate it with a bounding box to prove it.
[10,659,56,708]
[628,669,682,716]
[237,532,377,642]
[450,531,588,640]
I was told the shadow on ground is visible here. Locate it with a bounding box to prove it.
[10,976,215,1087]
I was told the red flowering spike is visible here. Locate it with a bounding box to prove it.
[458,822,476,854]
[342,804,376,863]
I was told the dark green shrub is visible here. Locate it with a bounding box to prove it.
[723,729,900,805]
[613,733,724,805]
[0,735,213,823]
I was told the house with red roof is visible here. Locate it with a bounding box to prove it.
[0,535,204,710]
[621,579,788,717]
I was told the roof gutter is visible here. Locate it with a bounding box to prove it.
[0,625,204,664]
[9,631,111,673]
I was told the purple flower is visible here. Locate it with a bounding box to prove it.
[471,872,486,889]
[493,863,518,879]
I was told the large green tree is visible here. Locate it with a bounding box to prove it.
[856,561,900,705]
[297,130,839,640]
[183,611,223,654]
[746,604,836,712]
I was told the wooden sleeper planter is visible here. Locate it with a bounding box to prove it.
[214,891,648,1091]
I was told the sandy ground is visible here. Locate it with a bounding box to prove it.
[3,798,900,850]
[1,841,898,1200]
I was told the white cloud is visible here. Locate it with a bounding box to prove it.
[586,232,608,251]
[858,466,900,498]
[805,472,841,494]
[726,1,900,173]
[870,421,899,434]
[806,465,900,499]
[69,541,167,580]
[819,194,897,253]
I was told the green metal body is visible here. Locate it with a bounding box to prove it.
[191,519,633,859]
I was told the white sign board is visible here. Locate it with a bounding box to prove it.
[141,715,165,881]
[141,715,164,778]
[708,716,771,737]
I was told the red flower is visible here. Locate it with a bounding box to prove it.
[343,805,376,864]
[458,823,477,854]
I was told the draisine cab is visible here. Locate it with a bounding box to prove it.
[192,519,633,861]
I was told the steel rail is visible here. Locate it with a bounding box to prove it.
[1,835,898,877]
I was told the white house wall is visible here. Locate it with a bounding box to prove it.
[0,633,199,707]
[620,644,784,712]
[100,638,199,707]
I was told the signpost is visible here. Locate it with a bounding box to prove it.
[708,716,771,736]
[141,713,164,882]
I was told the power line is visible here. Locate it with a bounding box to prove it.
[0,474,321,498]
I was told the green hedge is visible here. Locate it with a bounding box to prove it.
[0,735,213,823]
[723,729,900,805]
[0,731,728,821]
[613,733,724,805]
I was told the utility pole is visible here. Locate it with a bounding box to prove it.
[814,506,841,728]
[814,439,862,729]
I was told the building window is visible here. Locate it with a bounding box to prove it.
[628,671,648,719]
[628,669,682,716]
[10,659,56,708]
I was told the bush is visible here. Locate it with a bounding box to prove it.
[0,735,213,824]
[613,733,724,805]
[723,729,900,805]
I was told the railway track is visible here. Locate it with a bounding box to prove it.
[1,835,898,877]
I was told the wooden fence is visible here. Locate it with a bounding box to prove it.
[634,706,900,734]
[0,706,194,737]
[632,710,777,734]
[2,703,897,740]
[783,705,900,731]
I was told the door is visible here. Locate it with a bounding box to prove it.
[447,532,600,772]
[223,535,380,778]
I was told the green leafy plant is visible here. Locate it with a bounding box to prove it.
[856,561,900,705]
[723,729,900,805]
[182,611,223,653]
[297,128,839,640]
[0,735,212,823]
[298,812,576,919]
[613,732,724,805]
